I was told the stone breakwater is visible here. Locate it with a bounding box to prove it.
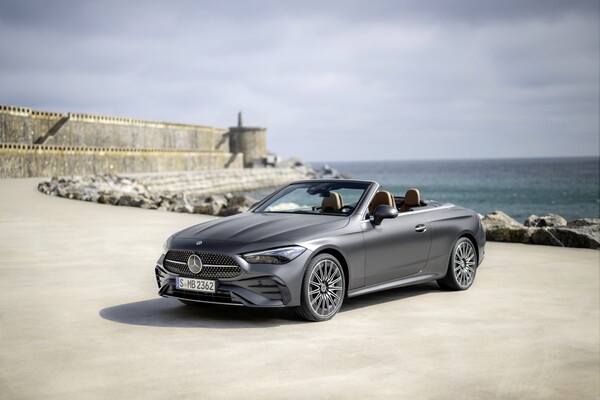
[37,169,598,249]
[482,211,599,249]
[37,168,311,216]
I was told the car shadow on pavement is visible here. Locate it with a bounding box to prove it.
[100,283,444,328]
[99,298,302,329]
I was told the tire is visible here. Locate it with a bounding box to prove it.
[296,254,346,322]
[437,237,477,291]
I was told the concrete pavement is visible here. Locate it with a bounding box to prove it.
[0,178,598,399]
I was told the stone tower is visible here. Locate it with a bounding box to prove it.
[228,112,267,167]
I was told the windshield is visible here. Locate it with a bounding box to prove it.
[254,181,371,216]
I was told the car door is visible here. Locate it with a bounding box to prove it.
[361,212,432,285]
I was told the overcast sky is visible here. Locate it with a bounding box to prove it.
[0,0,598,161]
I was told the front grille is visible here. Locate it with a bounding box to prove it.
[164,250,242,279]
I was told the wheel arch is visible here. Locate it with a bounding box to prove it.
[311,248,350,297]
[458,232,479,265]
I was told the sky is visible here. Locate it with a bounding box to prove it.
[0,0,598,162]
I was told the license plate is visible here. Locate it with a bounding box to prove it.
[176,277,217,293]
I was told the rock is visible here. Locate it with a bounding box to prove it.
[116,195,132,207]
[141,197,158,209]
[524,214,539,227]
[483,224,535,243]
[483,210,600,248]
[192,195,227,215]
[170,193,193,213]
[567,218,600,228]
[37,182,50,195]
[192,203,219,215]
[98,193,118,205]
[218,195,257,216]
[483,210,521,226]
[89,191,101,203]
[532,227,600,249]
[530,228,564,247]
[482,211,535,243]
[311,164,351,179]
[524,213,567,227]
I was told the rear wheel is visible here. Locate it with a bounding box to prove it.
[437,237,477,291]
[296,254,346,322]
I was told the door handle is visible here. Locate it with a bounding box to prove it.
[415,224,427,233]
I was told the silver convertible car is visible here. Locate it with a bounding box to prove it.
[155,179,485,321]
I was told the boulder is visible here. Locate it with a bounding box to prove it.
[524,214,567,227]
[192,203,220,215]
[311,164,351,179]
[218,195,257,216]
[190,194,228,216]
[116,195,133,207]
[532,227,600,249]
[98,192,119,205]
[567,218,600,228]
[483,224,535,243]
[482,210,521,226]
[482,211,534,243]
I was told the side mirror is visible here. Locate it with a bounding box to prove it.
[371,204,399,226]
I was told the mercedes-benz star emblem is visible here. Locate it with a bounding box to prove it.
[196,241,203,245]
[187,254,203,274]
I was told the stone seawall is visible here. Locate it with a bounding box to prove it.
[1,144,243,178]
[0,104,253,177]
[0,105,229,150]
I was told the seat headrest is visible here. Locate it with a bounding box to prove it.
[404,188,420,207]
[368,190,396,214]
[321,192,343,213]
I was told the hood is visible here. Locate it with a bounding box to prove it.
[174,212,349,244]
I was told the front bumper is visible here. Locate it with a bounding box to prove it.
[155,250,311,308]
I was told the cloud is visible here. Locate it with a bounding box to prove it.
[0,0,598,161]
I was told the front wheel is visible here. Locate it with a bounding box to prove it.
[437,237,477,291]
[296,254,346,322]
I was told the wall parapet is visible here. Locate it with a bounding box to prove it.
[0,142,231,154]
[1,104,227,133]
[0,104,32,116]
[67,112,224,133]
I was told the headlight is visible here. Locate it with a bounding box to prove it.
[242,246,306,264]
[162,239,169,255]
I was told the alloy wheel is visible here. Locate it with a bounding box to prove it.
[307,258,344,318]
[453,240,476,288]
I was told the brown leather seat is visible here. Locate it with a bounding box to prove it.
[368,190,396,214]
[321,192,343,213]
[400,188,420,212]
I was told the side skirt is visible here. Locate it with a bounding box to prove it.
[347,273,441,298]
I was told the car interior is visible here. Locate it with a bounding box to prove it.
[321,187,430,215]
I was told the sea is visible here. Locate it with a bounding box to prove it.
[309,157,599,222]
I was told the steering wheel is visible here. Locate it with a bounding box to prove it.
[339,205,355,214]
